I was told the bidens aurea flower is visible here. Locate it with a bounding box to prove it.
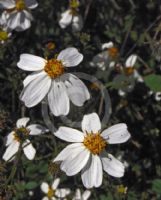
[41,178,70,200]
[90,41,118,71]
[53,113,131,188]
[3,117,46,161]
[113,54,143,96]
[0,0,38,31]
[59,0,83,31]
[17,47,90,116]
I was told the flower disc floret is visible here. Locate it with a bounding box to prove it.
[47,187,55,198]
[44,58,65,78]
[16,0,26,11]
[83,132,107,155]
[108,47,119,59]
[124,67,135,76]
[0,31,8,41]
[13,126,30,142]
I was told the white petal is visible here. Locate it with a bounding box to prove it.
[91,51,109,70]
[54,126,84,142]
[20,72,51,107]
[101,123,131,144]
[81,155,103,188]
[102,42,114,50]
[61,146,90,176]
[6,131,15,146]
[125,54,137,67]
[7,12,21,30]
[63,73,90,106]
[82,190,91,200]
[53,143,83,162]
[133,70,143,82]
[0,0,15,9]
[57,47,83,67]
[23,140,36,160]
[42,197,49,200]
[15,11,32,31]
[41,182,49,194]
[25,0,38,9]
[48,80,69,116]
[23,71,46,87]
[72,15,83,31]
[55,188,71,198]
[59,9,72,29]
[16,117,30,128]
[73,189,81,199]
[17,54,46,71]
[82,113,101,133]
[101,154,125,177]
[52,178,60,190]
[27,124,46,135]
[3,141,20,161]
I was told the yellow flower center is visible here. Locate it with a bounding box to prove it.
[47,187,55,198]
[13,127,30,142]
[0,31,8,41]
[108,47,119,59]
[69,0,79,15]
[16,0,26,11]
[124,67,134,76]
[70,0,79,9]
[83,132,107,155]
[44,58,65,79]
[117,185,127,194]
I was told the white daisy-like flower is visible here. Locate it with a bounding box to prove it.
[0,26,11,44]
[72,189,91,200]
[90,41,118,71]
[114,54,143,96]
[0,12,12,44]
[0,0,38,31]
[41,178,71,200]
[17,47,90,116]
[53,113,131,188]
[3,117,47,162]
[59,0,83,31]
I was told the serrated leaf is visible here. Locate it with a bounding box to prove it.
[144,74,161,92]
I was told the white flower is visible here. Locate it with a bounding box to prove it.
[59,0,83,31]
[0,0,38,31]
[155,92,161,101]
[72,189,91,200]
[3,117,46,161]
[53,113,131,188]
[17,47,90,116]
[0,11,12,43]
[90,41,118,71]
[114,54,143,96]
[59,9,83,31]
[41,178,70,200]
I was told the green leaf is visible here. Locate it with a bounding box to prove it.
[131,31,138,41]
[25,181,38,190]
[144,74,161,92]
[100,194,113,200]
[152,179,161,194]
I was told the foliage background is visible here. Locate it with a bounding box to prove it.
[1,0,161,199]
